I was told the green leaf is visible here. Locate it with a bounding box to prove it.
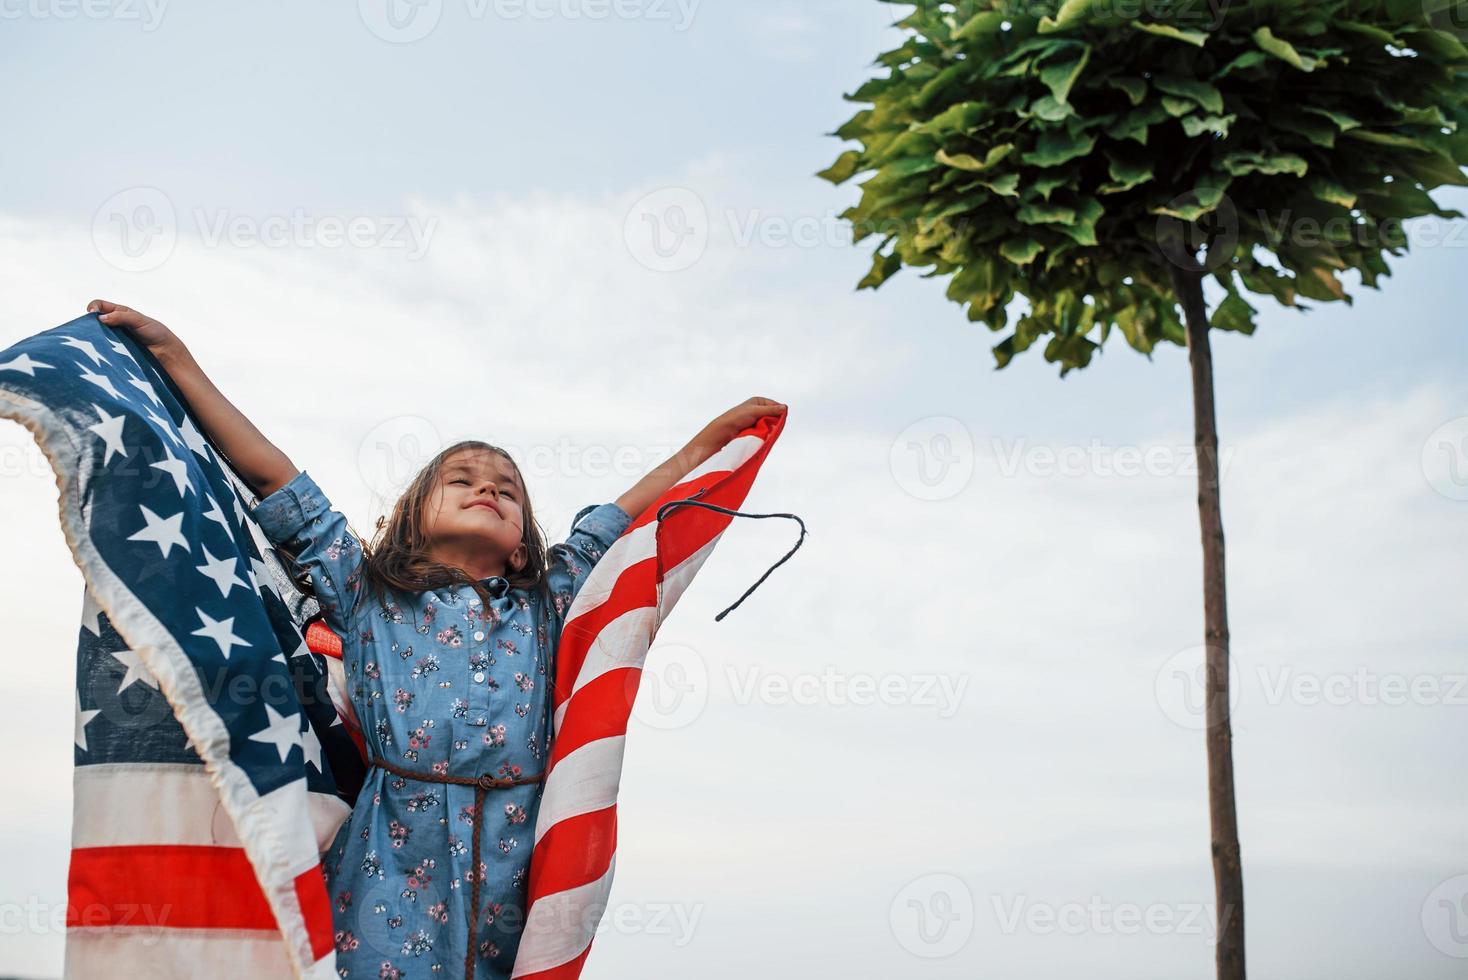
[1017,201,1077,225]
[1107,105,1167,145]
[935,144,1015,171]
[1309,178,1357,208]
[1033,173,1069,200]
[1254,27,1318,71]
[1154,76,1226,114]
[1215,51,1268,78]
[1037,0,1092,34]
[1029,94,1075,122]
[1344,130,1444,154]
[1210,290,1258,333]
[1303,107,1361,132]
[857,249,902,290]
[1100,148,1154,193]
[1056,198,1105,246]
[817,150,863,185]
[953,10,1007,40]
[1132,21,1209,47]
[981,173,1022,197]
[1021,128,1098,167]
[1106,76,1147,106]
[1040,47,1092,104]
[1181,113,1237,138]
[1222,150,1309,177]
[1000,237,1045,265]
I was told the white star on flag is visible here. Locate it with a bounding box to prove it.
[128,504,190,558]
[76,363,125,401]
[248,703,302,763]
[0,353,54,376]
[179,414,211,461]
[196,545,248,597]
[150,446,193,497]
[145,406,184,448]
[107,336,140,364]
[86,404,129,465]
[301,724,323,772]
[126,371,164,408]
[202,493,232,534]
[110,649,160,693]
[191,607,249,659]
[75,690,102,751]
[60,335,110,367]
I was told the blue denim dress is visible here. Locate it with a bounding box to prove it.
[250,469,632,979]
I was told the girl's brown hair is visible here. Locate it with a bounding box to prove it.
[356,440,551,615]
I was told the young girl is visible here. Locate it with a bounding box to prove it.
[84,299,785,980]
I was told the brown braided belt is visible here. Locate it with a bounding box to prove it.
[369,755,545,980]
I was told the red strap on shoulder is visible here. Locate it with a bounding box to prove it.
[304,618,343,660]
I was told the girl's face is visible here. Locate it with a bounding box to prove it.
[421,448,528,574]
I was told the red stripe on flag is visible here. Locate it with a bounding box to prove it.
[526,807,618,898]
[546,668,640,768]
[293,862,335,961]
[67,845,276,931]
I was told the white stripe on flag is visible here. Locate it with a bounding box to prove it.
[72,763,349,851]
[533,734,627,848]
[65,928,337,980]
[510,858,618,979]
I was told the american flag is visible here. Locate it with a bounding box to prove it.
[0,313,362,978]
[511,410,788,979]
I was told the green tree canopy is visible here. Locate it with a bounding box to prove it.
[821,0,1468,374]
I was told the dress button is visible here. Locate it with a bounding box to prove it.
[474,671,485,683]
[474,631,485,642]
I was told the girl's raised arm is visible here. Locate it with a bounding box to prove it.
[613,396,786,520]
[85,300,300,498]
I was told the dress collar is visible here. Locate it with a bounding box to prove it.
[480,575,510,599]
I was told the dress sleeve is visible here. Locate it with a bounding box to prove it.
[546,502,634,617]
[249,469,367,637]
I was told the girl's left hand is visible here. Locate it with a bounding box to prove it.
[701,397,787,445]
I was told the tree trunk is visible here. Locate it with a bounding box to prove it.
[1167,256,1246,980]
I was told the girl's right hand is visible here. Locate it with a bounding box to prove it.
[85,300,183,357]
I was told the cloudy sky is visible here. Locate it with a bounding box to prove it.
[2,2,1466,978]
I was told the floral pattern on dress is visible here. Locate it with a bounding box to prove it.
[251,469,630,979]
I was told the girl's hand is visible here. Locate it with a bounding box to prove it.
[700,397,787,446]
[85,300,183,358]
